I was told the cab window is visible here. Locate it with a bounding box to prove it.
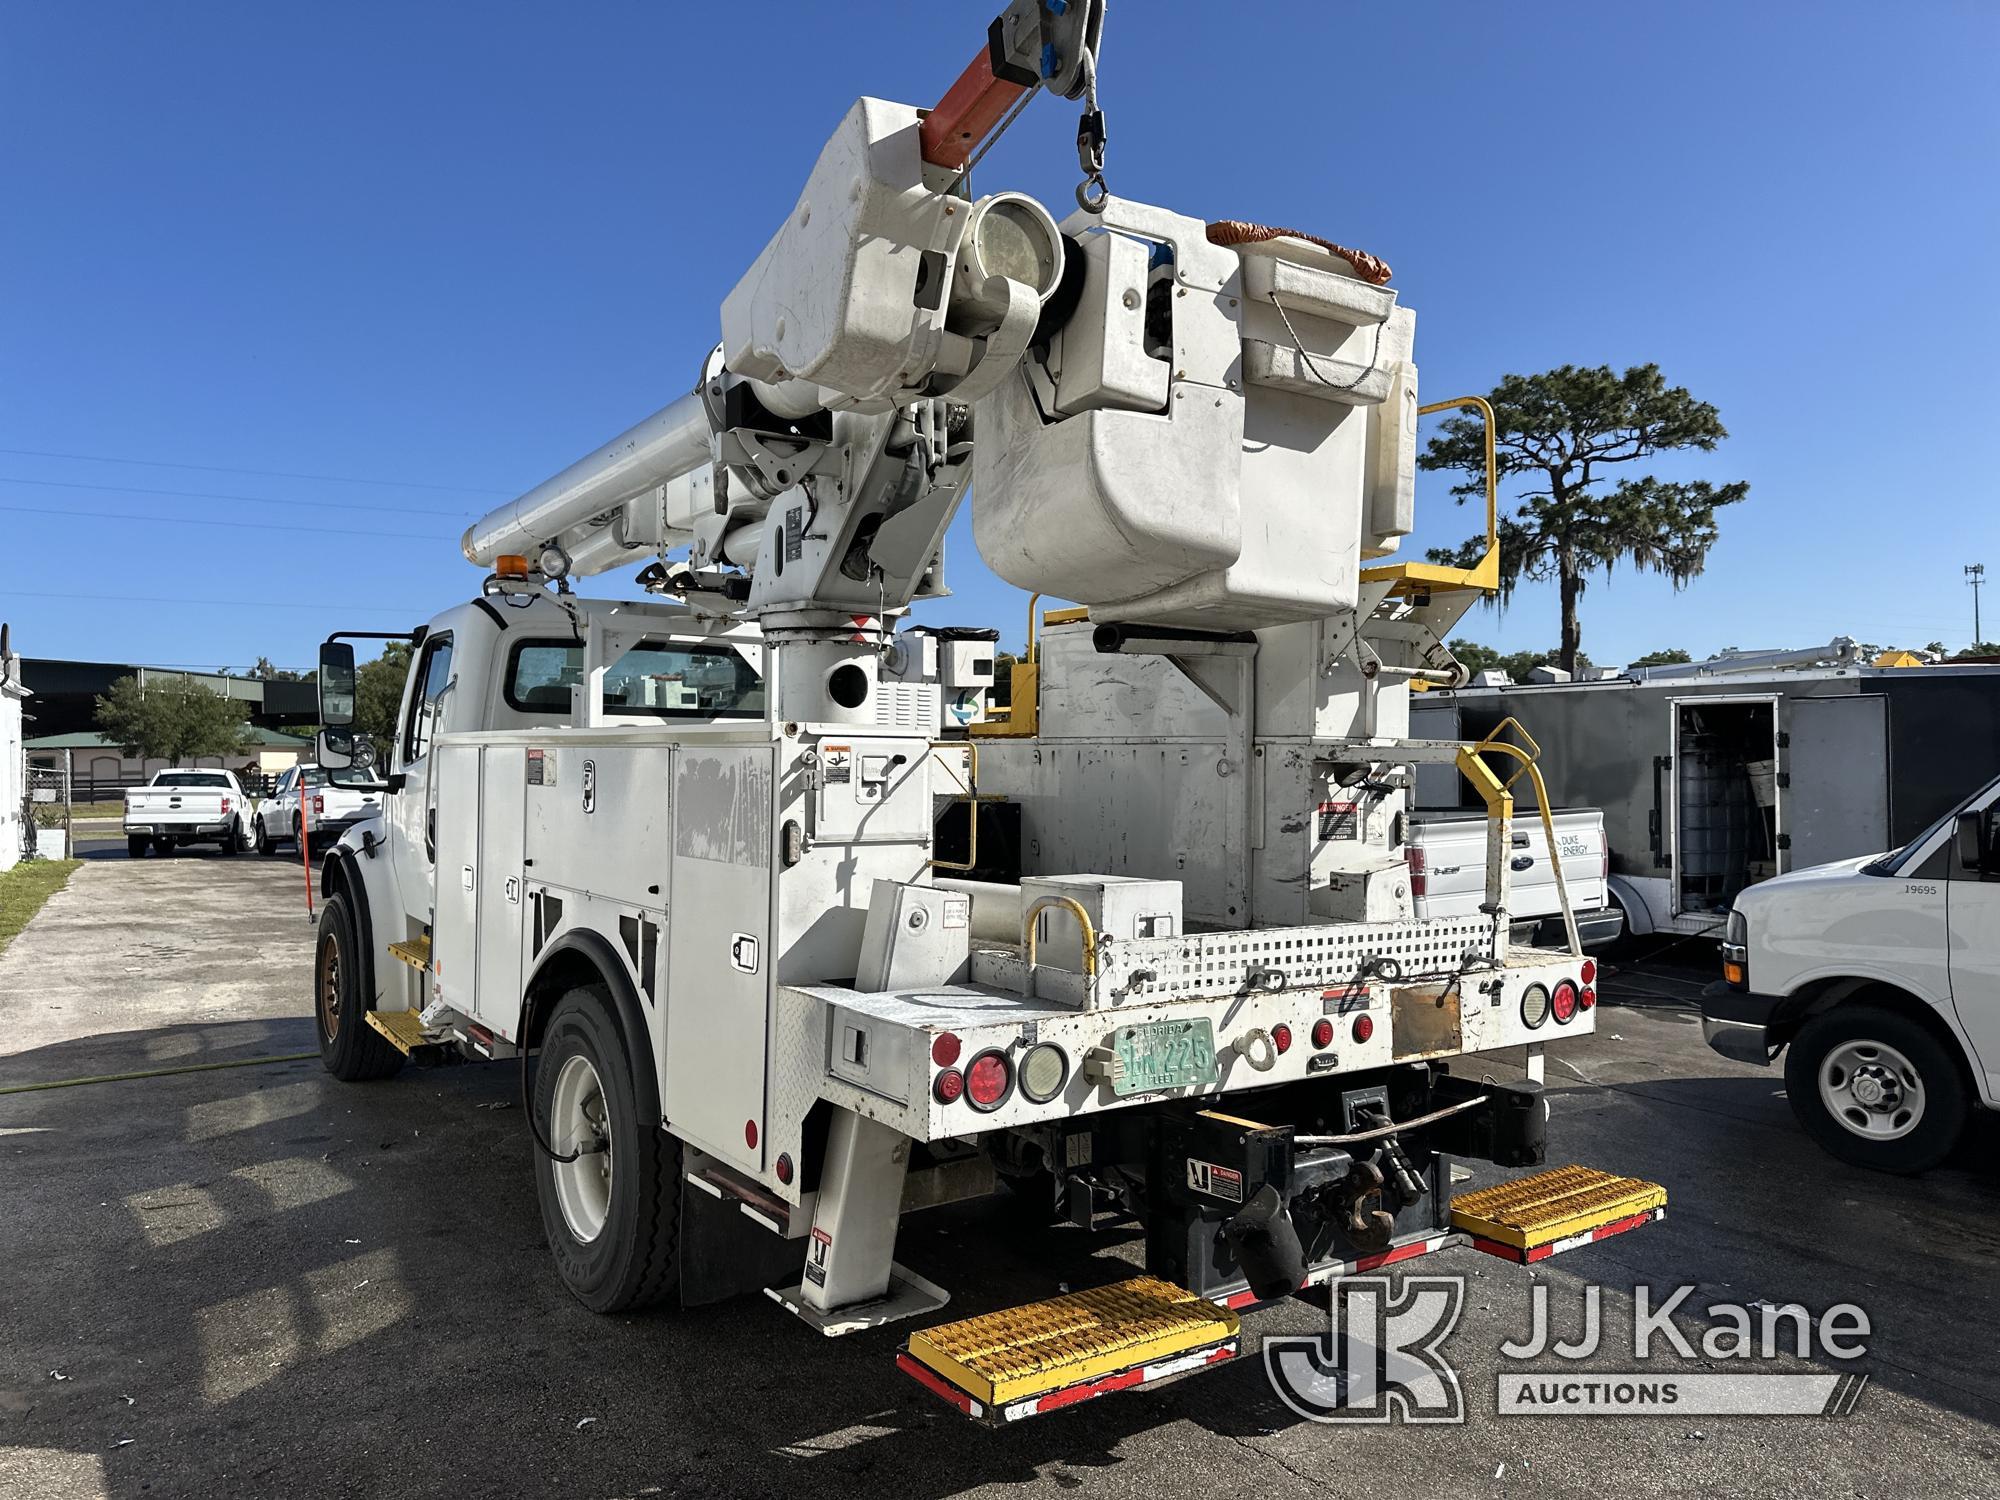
[504,638,763,720]
[404,634,455,760]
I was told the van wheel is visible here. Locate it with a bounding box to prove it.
[531,985,679,1312]
[315,891,403,1082]
[1784,1006,1967,1173]
[127,836,147,859]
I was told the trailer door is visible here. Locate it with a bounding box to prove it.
[1784,694,1890,870]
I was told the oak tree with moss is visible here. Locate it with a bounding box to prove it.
[1422,364,1747,676]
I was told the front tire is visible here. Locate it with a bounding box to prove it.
[315,891,403,1082]
[531,985,679,1312]
[253,817,272,855]
[1785,1005,1967,1173]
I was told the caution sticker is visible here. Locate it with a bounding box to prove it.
[1185,1158,1244,1204]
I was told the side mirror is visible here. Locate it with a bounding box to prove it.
[1955,810,1987,873]
[318,727,355,771]
[319,641,357,728]
[318,728,383,789]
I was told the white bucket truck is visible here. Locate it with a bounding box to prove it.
[307,2,1663,1422]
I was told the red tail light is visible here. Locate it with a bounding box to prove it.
[1551,980,1580,1024]
[220,797,231,814]
[1580,986,1597,1011]
[933,1068,965,1104]
[1352,1014,1374,1043]
[313,794,325,815]
[1403,844,1428,898]
[964,1050,1012,1111]
[1311,1018,1335,1050]
[1270,1023,1293,1055]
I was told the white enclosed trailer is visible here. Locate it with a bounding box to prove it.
[307,1,1663,1422]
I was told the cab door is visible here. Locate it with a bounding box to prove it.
[390,632,455,922]
[1946,782,2000,1104]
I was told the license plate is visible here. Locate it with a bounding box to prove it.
[1111,1018,1218,1097]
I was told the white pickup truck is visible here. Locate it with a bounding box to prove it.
[1702,773,2000,1172]
[1407,808,1622,950]
[252,764,381,854]
[123,769,249,858]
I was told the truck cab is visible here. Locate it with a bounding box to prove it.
[1702,773,2000,1171]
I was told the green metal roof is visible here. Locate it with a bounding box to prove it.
[25,727,312,750]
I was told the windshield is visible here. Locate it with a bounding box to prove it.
[505,638,765,720]
[153,772,229,788]
[1864,772,2000,875]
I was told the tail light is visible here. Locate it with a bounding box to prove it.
[1580,986,1597,1011]
[1352,1014,1374,1044]
[964,1050,1013,1111]
[1270,1023,1293,1055]
[1551,980,1580,1024]
[220,797,231,814]
[933,1069,965,1104]
[1311,1018,1335,1050]
[1403,844,1428,898]
[313,794,325,815]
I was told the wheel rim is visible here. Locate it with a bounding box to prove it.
[316,928,342,1044]
[1819,1038,1926,1141]
[549,1054,614,1244]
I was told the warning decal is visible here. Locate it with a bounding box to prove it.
[1185,1159,1244,1204]
[1317,800,1359,840]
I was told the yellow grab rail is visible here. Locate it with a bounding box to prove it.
[1453,717,1581,957]
[1023,895,1099,982]
[1359,394,1501,596]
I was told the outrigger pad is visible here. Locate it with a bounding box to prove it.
[902,1276,1240,1420]
[1451,1165,1666,1263]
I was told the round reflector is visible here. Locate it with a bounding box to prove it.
[1271,1023,1293,1055]
[1352,1014,1374,1044]
[1311,1018,1334,1050]
[1520,984,1551,1030]
[775,1153,794,1185]
[1019,1043,1069,1103]
[1580,958,1598,985]
[1551,980,1580,1024]
[933,1068,965,1104]
[965,1050,1013,1111]
[931,1031,963,1068]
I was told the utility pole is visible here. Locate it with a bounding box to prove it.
[1970,563,1987,647]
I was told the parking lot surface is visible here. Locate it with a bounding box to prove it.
[3,853,1997,1499]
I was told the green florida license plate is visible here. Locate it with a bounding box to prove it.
[1112,1018,1219,1096]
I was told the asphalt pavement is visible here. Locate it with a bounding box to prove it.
[2,852,1997,1499]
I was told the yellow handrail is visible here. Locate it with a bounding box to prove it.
[1359,394,1500,596]
[1023,895,1099,981]
[1453,718,1581,957]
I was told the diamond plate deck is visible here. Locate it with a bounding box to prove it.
[1450,1165,1666,1251]
[905,1276,1239,1407]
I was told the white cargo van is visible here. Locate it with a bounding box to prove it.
[1701,773,2000,1172]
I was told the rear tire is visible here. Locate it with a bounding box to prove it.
[531,985,679,1312]
[127,835,147,859]
[217,821,238,856]
[315,891,403,1082]
[1785,1005,1967,1174]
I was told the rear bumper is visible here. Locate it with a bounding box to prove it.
[1516,906,1625,952]
[1700,981,1780,1065]
[125,820,232,837]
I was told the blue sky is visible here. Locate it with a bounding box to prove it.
[3,1,1995,671]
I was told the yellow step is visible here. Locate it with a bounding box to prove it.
[387,936,432,972]
[1451,1165,1666,1253]
[906,1276,1238,1408]
[364,1008,433,1055]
